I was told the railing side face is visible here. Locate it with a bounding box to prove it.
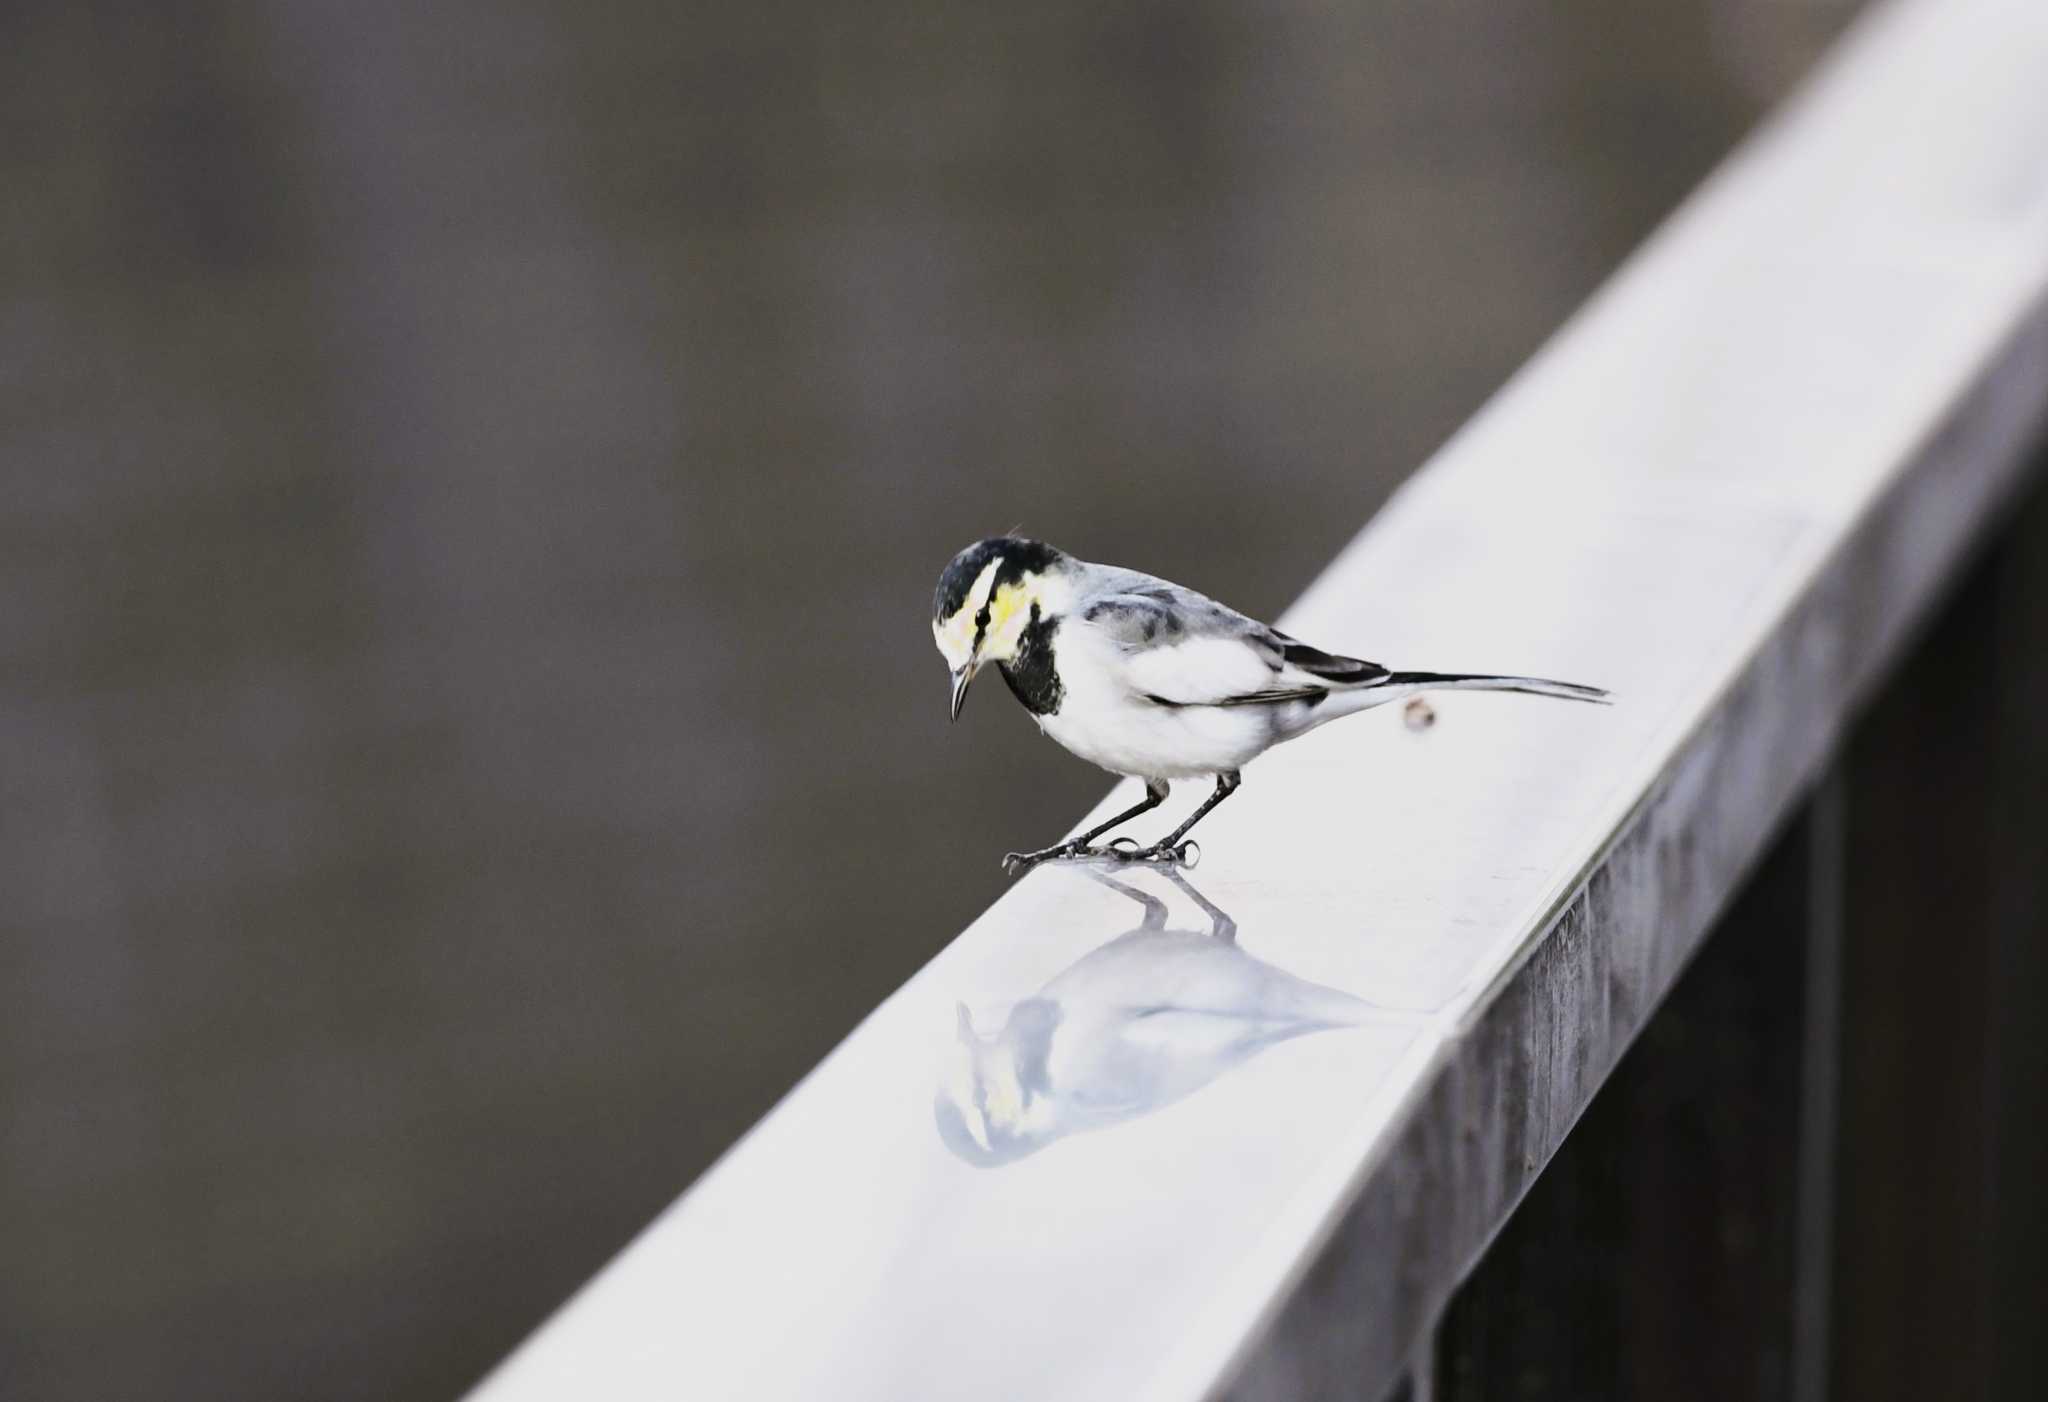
[1827,473,2048,1402]
[469,4,2048,1400]
[1394,468,2048,1402]
[1220,283,2048,1402]
[1431,789,1835,1401]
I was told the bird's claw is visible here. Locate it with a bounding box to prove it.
[1001,841,1086,876]
[1002,837,1200,876]
[1109,838,1198,868]
[1003,843,1196,875]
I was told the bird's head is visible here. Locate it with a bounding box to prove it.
[932,536,1069,720]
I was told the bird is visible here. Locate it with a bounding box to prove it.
[936,866,1393,1166]
[931,535,1609,874]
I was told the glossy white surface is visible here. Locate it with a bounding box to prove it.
[471,2,2048,1398]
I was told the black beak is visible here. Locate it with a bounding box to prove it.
[949,665,977,722]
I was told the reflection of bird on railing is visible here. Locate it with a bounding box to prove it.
[936,866,1396,1166]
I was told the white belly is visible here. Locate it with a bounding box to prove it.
[1033,638,1281,780]
[1035,698,1277,779]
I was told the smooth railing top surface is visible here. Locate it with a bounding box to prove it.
[471,2,2048,1398]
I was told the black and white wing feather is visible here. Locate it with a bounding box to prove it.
[1073,572,1607,711]
[1074,578,1387,708]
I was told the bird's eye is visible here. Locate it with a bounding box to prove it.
[974,605,991,632]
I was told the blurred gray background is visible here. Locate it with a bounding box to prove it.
[3,1,1857,1398]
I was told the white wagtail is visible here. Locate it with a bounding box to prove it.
[933,536,1609,874]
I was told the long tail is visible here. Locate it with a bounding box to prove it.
[1376,671,1611,704]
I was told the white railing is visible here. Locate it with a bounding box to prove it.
[468,1,2048,1398]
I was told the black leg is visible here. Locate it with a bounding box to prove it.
[1132,771,1240,864]
[1002,780,1170,876]
[1072,780,1171,848]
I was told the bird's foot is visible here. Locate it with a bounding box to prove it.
[1002,837,1201,877]
[1104,836,1201,869]
[1001,841,1095,876]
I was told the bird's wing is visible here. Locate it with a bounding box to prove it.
[1263,632,1391,687]
[1076,580,1387,706]
[1121,633,1299,706]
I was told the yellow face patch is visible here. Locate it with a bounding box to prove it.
[979,578,1038,661]
[932,559,1000,670]
[932,559,1045,669]
[933,613,976,671]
